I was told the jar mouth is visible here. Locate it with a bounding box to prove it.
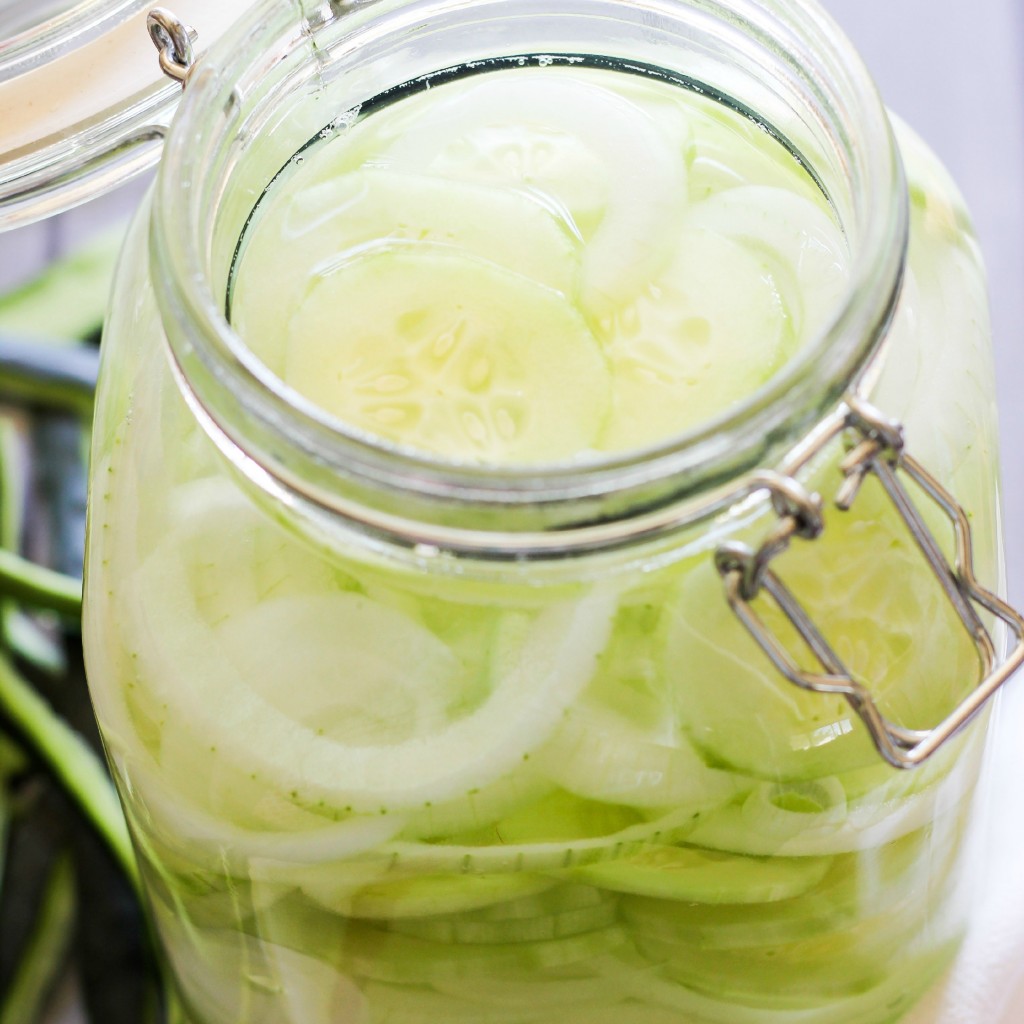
[151,0,908,548]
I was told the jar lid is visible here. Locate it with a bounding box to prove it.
[0,1,247,229]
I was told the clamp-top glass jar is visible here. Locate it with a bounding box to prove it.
[82,1,1023,1022]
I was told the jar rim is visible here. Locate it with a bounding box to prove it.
[151,0,910,554]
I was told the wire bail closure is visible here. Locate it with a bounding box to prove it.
[147,8,197,88]
[716,395,1024,769]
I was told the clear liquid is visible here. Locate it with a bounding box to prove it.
[230,61,848,462]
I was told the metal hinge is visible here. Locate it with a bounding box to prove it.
[715,395,1024,769]
[147,8,197,88]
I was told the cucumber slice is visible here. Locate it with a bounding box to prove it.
[216,592,459,745]
[573,844,831,904]
[375,802,702,874]
[151,476,348,626]
[359,981,564,1023]
[666,479,984,782]
[430,971,636,1012]
[343,920,630,985]
[383,72,687,317]
[399,769,554,842]
[686,753,976,857]
[462,789,642,847]
[284,248,611,464]
[595,227,795,452]
[475,883,609,922]
[387,898,617,945]
[645,921,914,1009]
[684,186,848,339]
[619,827,958,952]
[686,103,824,206]
[343,873,557,921]
[609,952,940,1024]
[233,168,583,374]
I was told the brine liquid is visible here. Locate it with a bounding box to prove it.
[230,61,848,461]
[85,60,997,1024]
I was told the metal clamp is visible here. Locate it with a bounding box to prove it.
[147,8,197,88]
[716,395,1024,769]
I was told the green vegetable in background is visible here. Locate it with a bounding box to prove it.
[0,231,165,1024]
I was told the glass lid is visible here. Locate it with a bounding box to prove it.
[0,0,249,230]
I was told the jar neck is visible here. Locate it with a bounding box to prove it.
[150,0,908,557]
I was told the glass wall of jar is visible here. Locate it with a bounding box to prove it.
[82,1,1017,1022]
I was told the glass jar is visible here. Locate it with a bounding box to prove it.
[81,1,1023,1023]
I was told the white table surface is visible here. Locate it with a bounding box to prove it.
[2,1,1022,1021]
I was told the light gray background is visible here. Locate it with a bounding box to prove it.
[2,1,1021,1021]
[823,0,1024,611]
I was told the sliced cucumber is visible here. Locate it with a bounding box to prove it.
[150,475,348,626]
[234,168,583,374]
[430,971,637,1012]
[375,801,702,875]
[387,898,617,945]
[284,248,610,464]
[666,480,984,782]
[595,227,795,452]
[343,920,630,985]
[343,873,557,921]
[475,883,609,922]
[382,71,688,317]
[573,844,831,904]
[686,103,824,206]
[686,758,976,857]
[216,592,460,745]
[645,921,914,1010]
[399,768,554,842]
[359,980,559,1022]
[459,788,642,846]
[619,827,956,952]
[609,951,939,1024]
[685,185,848,340]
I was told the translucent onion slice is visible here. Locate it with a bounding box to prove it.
[383,74,688,318]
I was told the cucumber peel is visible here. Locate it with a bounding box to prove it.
[573,844,831,903]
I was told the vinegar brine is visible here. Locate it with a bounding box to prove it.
[232,67,847,461]
[84,60,1000,1024]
